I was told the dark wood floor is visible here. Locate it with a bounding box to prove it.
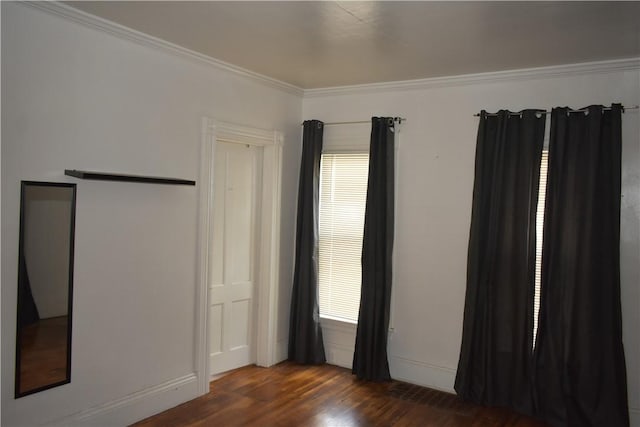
[133,362,549,427]
[18,316,68,394]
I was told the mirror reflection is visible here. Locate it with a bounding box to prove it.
[16,181,76,398]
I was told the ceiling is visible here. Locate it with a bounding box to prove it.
[66,1,640,89]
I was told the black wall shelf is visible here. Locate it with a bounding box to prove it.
[64,170,196,186]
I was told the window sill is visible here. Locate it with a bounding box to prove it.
[320,316,357,333]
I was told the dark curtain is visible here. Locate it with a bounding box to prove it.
[288,120,326,365]
[18,251,40,327]
[455,110,545,413]
[352,117,395,381]
[534,104,629,427]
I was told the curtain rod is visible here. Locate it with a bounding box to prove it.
[301,117,407,126]
[474,105,639,117]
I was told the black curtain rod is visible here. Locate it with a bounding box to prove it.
[301,117,407,126]
[474,105,639,117]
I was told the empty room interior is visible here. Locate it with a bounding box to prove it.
[2,1,639,426]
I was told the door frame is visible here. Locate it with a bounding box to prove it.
[195,117,283,394]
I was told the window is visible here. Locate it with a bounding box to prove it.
[318,153,369,323]
[533,149,549,348]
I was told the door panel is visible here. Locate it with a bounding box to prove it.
[209,142,260,375]
[209,304,223,354]
[231,300,250,349]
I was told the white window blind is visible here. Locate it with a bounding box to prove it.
[318,153,369,323]
[533,149,549,348]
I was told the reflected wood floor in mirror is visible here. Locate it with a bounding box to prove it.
[19,316,68,394]
[132,362,549,426]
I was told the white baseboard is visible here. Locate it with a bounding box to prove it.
[389,355,456,393]
[50,373,199,426]
[630,407,640,427]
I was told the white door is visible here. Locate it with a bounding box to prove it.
[209,141,261,376]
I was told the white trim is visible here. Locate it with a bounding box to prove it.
[304,57,640,97]
[195,118,217,395]
[389,355,457,394]
[320,315,358,327]
[197,118,283,388]
[49,373,198,426]
[255,131,283,367]
[17,2,640,99]
[22,1,303,97]
[215,122,282,147]
[321,316,358,332]
[18,2,639,100]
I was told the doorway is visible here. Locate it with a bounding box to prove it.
[196,119,283,391]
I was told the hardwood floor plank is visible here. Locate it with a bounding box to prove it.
[132,362,549,427]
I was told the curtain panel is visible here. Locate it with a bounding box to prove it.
[18,252,40,327]
[534,104,629,426]
[288,120,326,365]
[455,110,545,414]
[352,117,396,381]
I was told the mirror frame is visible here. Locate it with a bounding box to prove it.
[15,181,76,398]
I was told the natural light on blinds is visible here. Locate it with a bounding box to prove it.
[533,149,549,348]
[318,153,369,323]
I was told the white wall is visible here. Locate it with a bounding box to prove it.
[304,66,640,423]
[3,2,638,426]
[1,3,301,425]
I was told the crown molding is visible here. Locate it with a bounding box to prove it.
[304,57,640,98]
[22,1,304,97]
[18,2,640,100]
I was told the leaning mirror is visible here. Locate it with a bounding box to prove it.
[15,181,76,398]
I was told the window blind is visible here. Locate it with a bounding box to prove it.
[318,153,369,323]
[533,149,549,348]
